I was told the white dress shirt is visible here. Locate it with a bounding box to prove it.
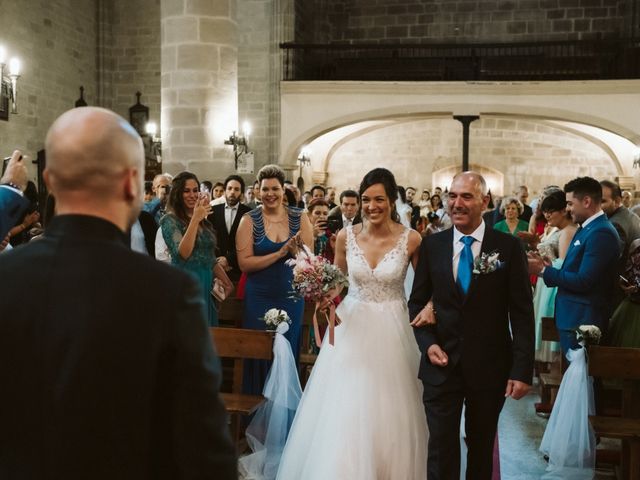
[581,209,604,228]
[342,214,353,228]
[155,227,171,263]
[225,203,238,233]
[452,221,486,281]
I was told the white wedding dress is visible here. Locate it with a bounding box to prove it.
[276,226,428,480]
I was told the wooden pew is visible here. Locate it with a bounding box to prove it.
[588,346,640,480]
[210,327,274,451]
[536,317,563,415]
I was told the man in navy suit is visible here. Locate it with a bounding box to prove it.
[410,172,534,480]
[0,150,30,241]
[529,176,620,354]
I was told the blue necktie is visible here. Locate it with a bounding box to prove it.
[457,236,475,295]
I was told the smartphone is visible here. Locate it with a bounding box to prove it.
[326,217,341,233]
[2,157,10,176]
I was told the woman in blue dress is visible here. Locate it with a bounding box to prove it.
[160,171,233,326]
[236,164,313,394]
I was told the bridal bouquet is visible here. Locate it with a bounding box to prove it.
[286,244,349,346]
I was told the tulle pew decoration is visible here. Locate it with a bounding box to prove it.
[286,244,348,347]
[539,325,601,480]
[239,313,302,480]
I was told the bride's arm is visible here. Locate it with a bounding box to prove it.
[333,228,348,274]
[408,230,422,270]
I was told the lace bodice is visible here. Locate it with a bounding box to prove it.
[345,226,410,303]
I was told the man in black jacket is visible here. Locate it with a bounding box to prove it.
[208,174,251,281]
[0,107,236,479]
[409,172,534,480]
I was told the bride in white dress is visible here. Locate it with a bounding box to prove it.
[277,168,429,480]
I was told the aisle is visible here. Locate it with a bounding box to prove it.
[498,387,617,480]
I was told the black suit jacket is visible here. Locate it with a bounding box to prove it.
[208,202,251,279]
[409,226,534,390]
[0,215,236,479]
[327,211,362,231]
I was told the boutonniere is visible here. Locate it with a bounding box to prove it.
[473,251,503,275]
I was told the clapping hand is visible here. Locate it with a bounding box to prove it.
[192,194,212,223]
[527,251,550,276]
[279,232,302,258]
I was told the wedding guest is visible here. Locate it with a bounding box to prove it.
[423,211,444,237]
[607,238,640,348]
[601,180,640,261]
[310,184,326,201]
[405,186,421,228]
[144,173,172,223]
[236,164,313,394]
[0,150,30,240]
[160,172,233,326]
[532,190,577,363]
[418,189,431,217]
[308,198,334,260]
[282,188,297,207]
[208,174,251,281]
[326,187,337,209]
[212,182,224,200]
[8,181,40,247]
[516,185,533,222]
[0,107,236,477]
[327,189,361,232]
[529,177,620,354]
[493,196,529,236]
[302,190,312,209]
[396,186,412,228]
[430,194,444,218]
[143,181,154,203]
[622,190,633,209]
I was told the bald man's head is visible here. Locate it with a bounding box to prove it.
[44,107,145,229]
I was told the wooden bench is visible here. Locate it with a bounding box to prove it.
[210,327,274,450]
[217,297,244,328]
[588,345,640,480]
[536,317,564,415]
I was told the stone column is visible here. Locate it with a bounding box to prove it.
[161,0,238,178]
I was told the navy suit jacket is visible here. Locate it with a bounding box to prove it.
[409,226,535,389]
[543,213,620,331]
[0,185,29,240]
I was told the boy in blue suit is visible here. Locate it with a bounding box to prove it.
[529,177,620,354]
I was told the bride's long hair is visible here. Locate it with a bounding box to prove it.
[359,168,401,224]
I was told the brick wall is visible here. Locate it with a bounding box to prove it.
[0,0,98,176]
[311,0,630,43]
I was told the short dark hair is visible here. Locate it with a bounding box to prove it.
[339,189,359,203]
[284,179,293,185]
[257,164,286,186]
[202,180,213,192]
[283,188,297,206]
[564,177,602,203]
[406,186,416,192]
[144,181,153,195]
[224,174,245,193]
[600,180,622,200]
[540,190,567,213]
[311,185,326,196]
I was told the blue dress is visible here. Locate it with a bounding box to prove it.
[243,206,304,395]
[160,213,218,326]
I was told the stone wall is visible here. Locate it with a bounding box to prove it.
[110,0,162,126]
[324,117,619,196]
[0,0,98,177]
[307,0,630,43]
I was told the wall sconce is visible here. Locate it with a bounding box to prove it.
[145,121,162,161]
[0,45,22,121]
[297,147,311,167]
[224,121,251,170]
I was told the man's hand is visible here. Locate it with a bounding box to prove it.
[504,379,530,400]
[217,256,231,271]
[410,301,436,327]
[427,344,448,367]
[1,150,29,191]
[0,235,9,252]
[527,251,550,276]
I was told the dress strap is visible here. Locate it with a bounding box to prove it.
[249,207,266,244]
[287,206,303,237]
